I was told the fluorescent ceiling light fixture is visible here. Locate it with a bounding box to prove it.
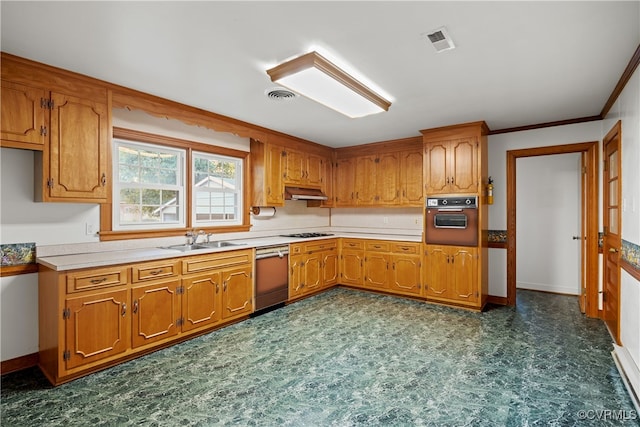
[266,51,391,118]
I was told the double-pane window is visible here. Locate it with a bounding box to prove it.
[113,140,186,230]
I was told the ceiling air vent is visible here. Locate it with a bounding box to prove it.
[265,87,297,101]
[424,27,455,53]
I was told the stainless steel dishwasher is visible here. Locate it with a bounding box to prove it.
[254,245,289,312]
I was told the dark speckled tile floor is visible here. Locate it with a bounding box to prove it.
[1,288,638,426]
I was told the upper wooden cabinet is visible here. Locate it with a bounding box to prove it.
[1,80,48,149]
[283,148,324,189]
[2,54,111,203]
[422,121,488,196]
[36,91,110,203]
[250,138,333,208]
[335,137,424,208]
[334,157,356,206]
[250,139,285,207]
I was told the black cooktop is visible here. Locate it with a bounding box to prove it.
[280,233,334,238]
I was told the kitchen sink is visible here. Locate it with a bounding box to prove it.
[201,241,246,248]
[161,241,246,251]
[163,244,211,252]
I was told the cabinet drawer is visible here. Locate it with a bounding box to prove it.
[304,239,337,253]
[365,241,390,252]
[391,242,420,254]
[341,239,363,250]
[66,266,129,293]
[131,259,180,283]
[182,249,252,275]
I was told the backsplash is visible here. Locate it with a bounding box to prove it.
[0,243,36,266]
[622,240,640,270]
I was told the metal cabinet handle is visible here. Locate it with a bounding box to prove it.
[609,248,619,253]
[121,303,127,317]
[90,277,107,284]
[101,173,107,186]
[149,269,163,275]
[133,300,139,314]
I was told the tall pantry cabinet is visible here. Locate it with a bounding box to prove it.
[421,122,489,310]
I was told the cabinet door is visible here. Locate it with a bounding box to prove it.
[283,149,305,185]
[48,91,109,202]
[449,138,478,193]
[355,156,377,205]
[131,279,181,348]
[340,249,364,286]
[390,254,422,296]
[306,153,324,188]
[221,266,253,319]
[322,249,339,287]
[182,272,222,333]
[450,247,478,303]
[335,158,356,206]
[377,153,400,205]
[365,253,390,290]
[289,255,305,299]
[1,80,47,149]
[320,155,334,207]
[265,144,285,205]
[424,142,449,195]
[64,289,129,370]
[401,150,424,205]
[303,252,323,293]
[425,246,450,299]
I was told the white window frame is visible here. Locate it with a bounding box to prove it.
[112,139,186,231]
[192,151,244,227]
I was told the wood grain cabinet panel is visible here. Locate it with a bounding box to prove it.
[0,80,47,149]
[334,158,356,206]
[181,271,222,332]
[131,278,181,348]
[221,266,253,319]
[425,245,479,305]
[66,266,128,293]
[289,239,339,300]
[339,239,365,287]
[64,289,129,370]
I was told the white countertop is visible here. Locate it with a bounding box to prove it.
[37,232,422,271]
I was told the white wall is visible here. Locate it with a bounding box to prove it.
[604,65,640,373]
[487,121,603,298]
[331,207,423,237]
[515,153,581,295]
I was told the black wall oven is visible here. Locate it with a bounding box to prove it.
[425,196,478,247]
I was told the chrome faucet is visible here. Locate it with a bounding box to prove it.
[186,230,204,245]
[206,233,215,243]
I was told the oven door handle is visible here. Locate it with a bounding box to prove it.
[436,208,464,212]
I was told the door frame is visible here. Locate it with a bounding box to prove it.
[506,142,599,317]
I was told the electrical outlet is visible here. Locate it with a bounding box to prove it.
[85,223,95,235]
[383,216,389,224]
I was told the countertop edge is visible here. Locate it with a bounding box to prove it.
[37,233,423,272]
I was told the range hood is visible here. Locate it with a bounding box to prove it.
[284,186,328,201]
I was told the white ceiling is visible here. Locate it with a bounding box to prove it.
[2,1,639,148]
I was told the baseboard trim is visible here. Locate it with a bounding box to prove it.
[487,295,508,305]
[1,352,39,375]
[612,344,640,413]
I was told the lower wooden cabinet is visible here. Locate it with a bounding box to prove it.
[63,289,130,370]
[340,239,364,286]
[424,245,479,306]
[131,278,182,349]
[38,248,254,385]
[289,239,338,300]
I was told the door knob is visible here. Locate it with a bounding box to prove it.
[608,248,619,253]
